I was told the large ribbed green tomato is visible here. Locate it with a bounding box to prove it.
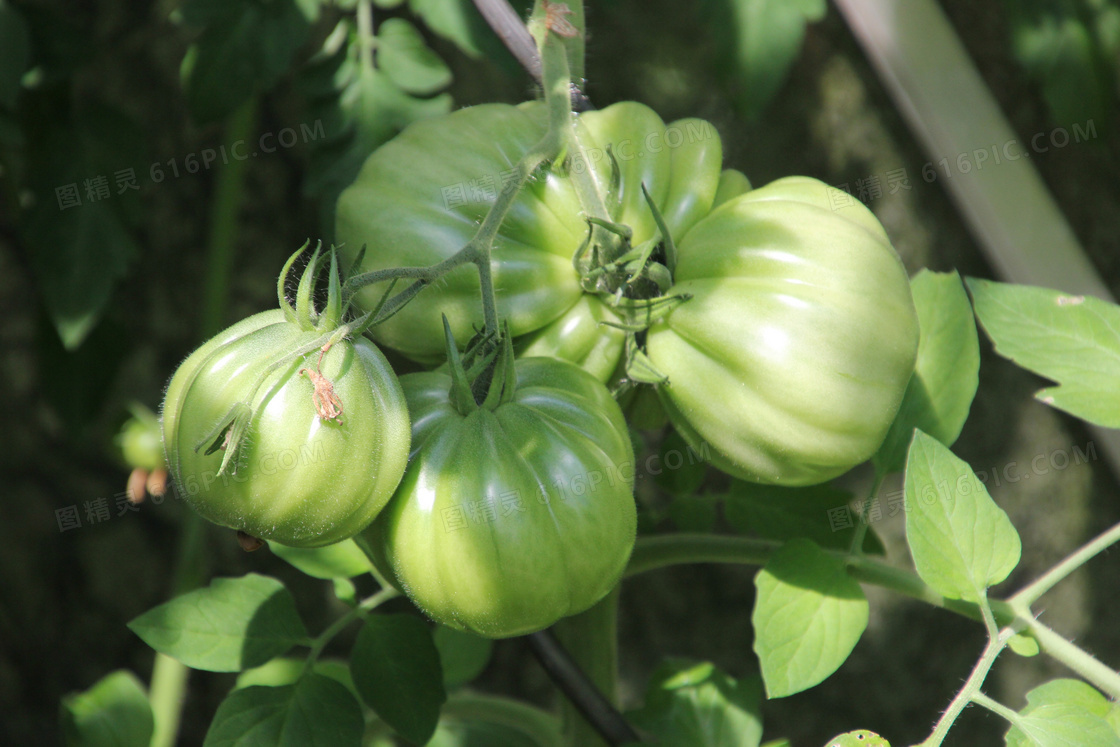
[646,177,920,486]
[365,357,637,638]
[161,310,411,547]
[334,100,722,373]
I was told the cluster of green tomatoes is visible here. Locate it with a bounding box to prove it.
[161,101,920,639]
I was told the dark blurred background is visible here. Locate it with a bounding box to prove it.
[1,0,1118,744]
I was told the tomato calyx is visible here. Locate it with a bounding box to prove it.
[443,316,518,415]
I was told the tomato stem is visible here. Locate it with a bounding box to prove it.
[302,586,400,676]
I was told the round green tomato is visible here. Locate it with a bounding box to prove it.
[335,101,722,368]
[646,177,919,486]
[366,357,637,638]
[116,404,164,471]
[161,310,410,547]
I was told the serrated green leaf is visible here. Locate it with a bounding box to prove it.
[904,430,1021,604]
[351,614,447,744]
[723,0,827,118]
[60,670,153,747]
[627,659,763,747]
[377,17,452,95]
[967,278,1120,428]
[127,574,309,672]
[722,481,884,555]
[268,538,373,579]
[434,625,493,688]
[203,673,364,747]
[875,270,979,473]
[0,1,30,109]
[182,0,318,123]
[752,539,868,698]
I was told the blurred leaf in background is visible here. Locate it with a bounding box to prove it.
[1004,0,1120,129]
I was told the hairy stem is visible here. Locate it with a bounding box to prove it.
[1010,520,1120,608]
[915,625,1015,747]
[303,586,400,674]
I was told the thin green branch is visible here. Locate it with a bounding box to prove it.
[302,586,400,674]
[971,691,1021,725]
[914,626,1015,747]
[1027,619,1120,699]
[1010,520,1120,608]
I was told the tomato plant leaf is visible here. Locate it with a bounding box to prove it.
[1006,705,1120,747]
[181,0,319,123]
[377,17,453,95]
[721,0,827,118]
[967,278,1120,429]
[127,574,309,672]
[268,538,373,579]
[235,658,356,696]
[59,670,154,747]
[434,625,493,688]
[904,430,1021,604]
[23,102,144,350]
[351,614,447,744]
[627,659,764,747]
[0,0,30,109]
[408,0,496,58]
[298,18,451,232]
[1004,678,1120,745]
[752,538,868,698]
[1004,0,1118,130]
[202,673,365,747]
[722,482,884,555]
[875,270,979,473]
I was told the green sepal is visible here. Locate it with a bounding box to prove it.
[641,181,677,275]
[443,315,478,415]
[294,241,324,331]
[278,240,311,326]
[625,334,669,385]
[341,244,367,307]
[480,325,518,411]
[601,293,691,332]
[605,145,623,218]
[196,402,253,476]
[318,249,343,332]
[588,216,633,241]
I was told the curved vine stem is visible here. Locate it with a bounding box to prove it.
[302,586,400,675]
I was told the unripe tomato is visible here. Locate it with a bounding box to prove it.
[162,309,411,547]
[366,357,637,638]
[646,177,920,486]
[335,101,722,371]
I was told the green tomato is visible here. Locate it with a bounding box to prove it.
[335,101,723,369]
[365,357,637,638]
[646,177,920,486]
[116,403,164,471]
[161,309,411,547]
